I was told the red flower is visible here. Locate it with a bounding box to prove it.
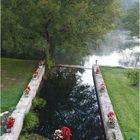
[5,117,15,129]
[25,86,31,93]
[107,111,115,118]
[96,67,100,74]
[61,127,72,140]
[35,71,38,75]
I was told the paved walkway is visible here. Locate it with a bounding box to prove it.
[0,66,45,140]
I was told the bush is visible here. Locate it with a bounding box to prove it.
[18,135,27,140]
[23,112,39,132]
[45,57,55,70]
[126,69,139,86]
[32,97,46,110]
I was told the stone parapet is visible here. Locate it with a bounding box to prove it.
[92,65,124,140]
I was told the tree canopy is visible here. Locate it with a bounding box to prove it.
[121,1,139,37]
[2,0,120,63]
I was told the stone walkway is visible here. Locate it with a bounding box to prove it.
[0,66,45,140]
[92,65,124,140]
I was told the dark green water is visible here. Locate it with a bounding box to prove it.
[33,67,106,140]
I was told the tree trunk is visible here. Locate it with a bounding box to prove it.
[45,30,55,58]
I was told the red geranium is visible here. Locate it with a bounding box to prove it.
[5,117,15,129]
[25,86,31,93]
[107,111,115,118]
[35,71,38,75]
[61,127,72,140]
[96,67,100,74]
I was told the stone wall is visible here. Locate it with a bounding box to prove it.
[92,65,124,140]
[0,66,45,140]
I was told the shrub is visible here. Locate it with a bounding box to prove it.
[126,69,139,86]
[45,57,55,70]
[23,112,39,132]
[18,135,27,140]
[32,97,46,110]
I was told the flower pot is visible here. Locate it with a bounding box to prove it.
[32,76,37,80]
[24,92,29,97]
[107,121,115,128]
[39,65,43,69]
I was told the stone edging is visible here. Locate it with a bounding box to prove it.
[92,65,124,140]
[0,66,45,140]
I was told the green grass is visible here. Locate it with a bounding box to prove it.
[101,67,139,140]
[1,58,37,112]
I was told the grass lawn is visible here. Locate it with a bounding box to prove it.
[101,67,139,140]
[1,58,37,112]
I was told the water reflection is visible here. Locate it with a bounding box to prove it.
[34,67,105,140]
[85,30,140,68]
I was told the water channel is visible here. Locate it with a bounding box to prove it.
[34,67,105,140]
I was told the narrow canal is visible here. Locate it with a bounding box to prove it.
[33,67,106,140]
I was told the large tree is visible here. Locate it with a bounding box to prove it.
[2,0,48,59]
[2,0,120,63]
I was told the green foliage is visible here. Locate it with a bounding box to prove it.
[2,0,120,63]
[23,112,39,132]
[19,135,27,140]
[45,57,55,70]
[121,1,139,37]
[0,125,6,136]
[2,0,48,59]
[44,0,121,63]
[32,97,46,110]
[126,69,139,86]
[0,112,11,135]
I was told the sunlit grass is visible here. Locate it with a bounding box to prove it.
[1,58,37,112]
[101,67,139,140]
